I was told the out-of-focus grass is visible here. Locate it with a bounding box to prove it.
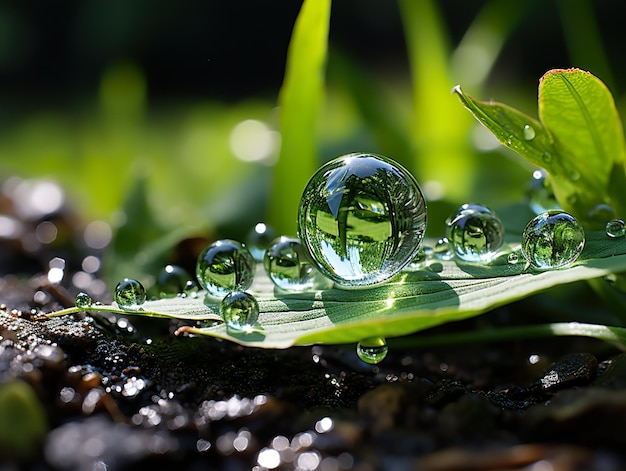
[0,0,618,283]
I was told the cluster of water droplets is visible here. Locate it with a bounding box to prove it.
[72,150,626,365]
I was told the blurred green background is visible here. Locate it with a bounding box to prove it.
[1,0,626,284]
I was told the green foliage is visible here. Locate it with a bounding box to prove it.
[268,0,331,237]
[454,69,626,229]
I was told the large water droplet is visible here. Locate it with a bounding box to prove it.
[196,239,256,298]
[606,219,626,238]
[246,222,278,262]
[75,292,93,310]
[523,124,536,141]
[528,169,560,215]
[297,153,427,288]
[264,236,333,291]
[114,278,146,311]
[521,211,585,269]
[220,290,259,333]
[356,337,388,364]
[156,264,196,298]
[445,203,504,262]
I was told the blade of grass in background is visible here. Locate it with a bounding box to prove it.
[398,0,475,202]
[556,0,615,92]
[267,0,332,237]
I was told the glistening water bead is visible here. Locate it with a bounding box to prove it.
[196,239,256,298]
[606,219,626,238]
[220,290,259,333]
[75,292,93,310]
[114,278,147,311]
[264,236,333,291]
[445,203,504,262]
[356,337,388,364]
[521,210,585,269]
[298,153,427,288]
[156,264,196,298]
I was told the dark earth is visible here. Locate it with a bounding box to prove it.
[3,182,626,471]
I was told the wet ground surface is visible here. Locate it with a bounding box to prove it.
[3,180,626,470]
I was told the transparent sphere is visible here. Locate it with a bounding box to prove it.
[196,239,256,298]
[246,222,278,262]
[156,264,196,298]
[114,278,146,311]
[220,290,259,333]
[521,210,585,269]
[446,203,504,262]
[356,337,388,364]
[297,153,427,288]
[264,236,332,291]
[606,219,626,238]
[75,292,93,310]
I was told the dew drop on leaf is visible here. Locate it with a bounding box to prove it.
[263,236,332,291]
[521,211,585,269]
[528,169,561,215]
[114,278,146,311]
[196,239,256,298]
[246,222,278,262]
[356,337,388,364]
[606,219,626,238]
[588,204,615,223]
[445,203,504,262]
[542,152,553,164]
[522,124,536,141]
[434,238,454,261]
[156,264,196,298]
[507,252,520,264]
[297,152,427,288]
[220,290,259,333]
[75,292,93,310]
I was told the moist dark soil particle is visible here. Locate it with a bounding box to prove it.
[3,195,626,471]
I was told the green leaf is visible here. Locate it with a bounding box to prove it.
[267,0,332,236]
[454,68,626,228]
[51,232,626,349]
[538,68,626,222]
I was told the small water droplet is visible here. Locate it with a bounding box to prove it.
[196,239,256,298]
[434,238,454,261]
[220,290,259,333]
[156,264,196,298]
[569,170,581,182]
[507,252,520,264]
[264,236,332,291]
[606,219,626,238]
[356,337,388,364]
[528,169,561,215]
[521,211,585,269]
[75,292,93,309]
[114,278,146,311]
[297,153,427,288]
[542,152,553,164]
[445,203,504,262]
[523,124,536,141]
[246,222,278,262]
[566,193,578,206]
[588,204,615,223]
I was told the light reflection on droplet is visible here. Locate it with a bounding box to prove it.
[529,354,541,365]
[257,447,281,469]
